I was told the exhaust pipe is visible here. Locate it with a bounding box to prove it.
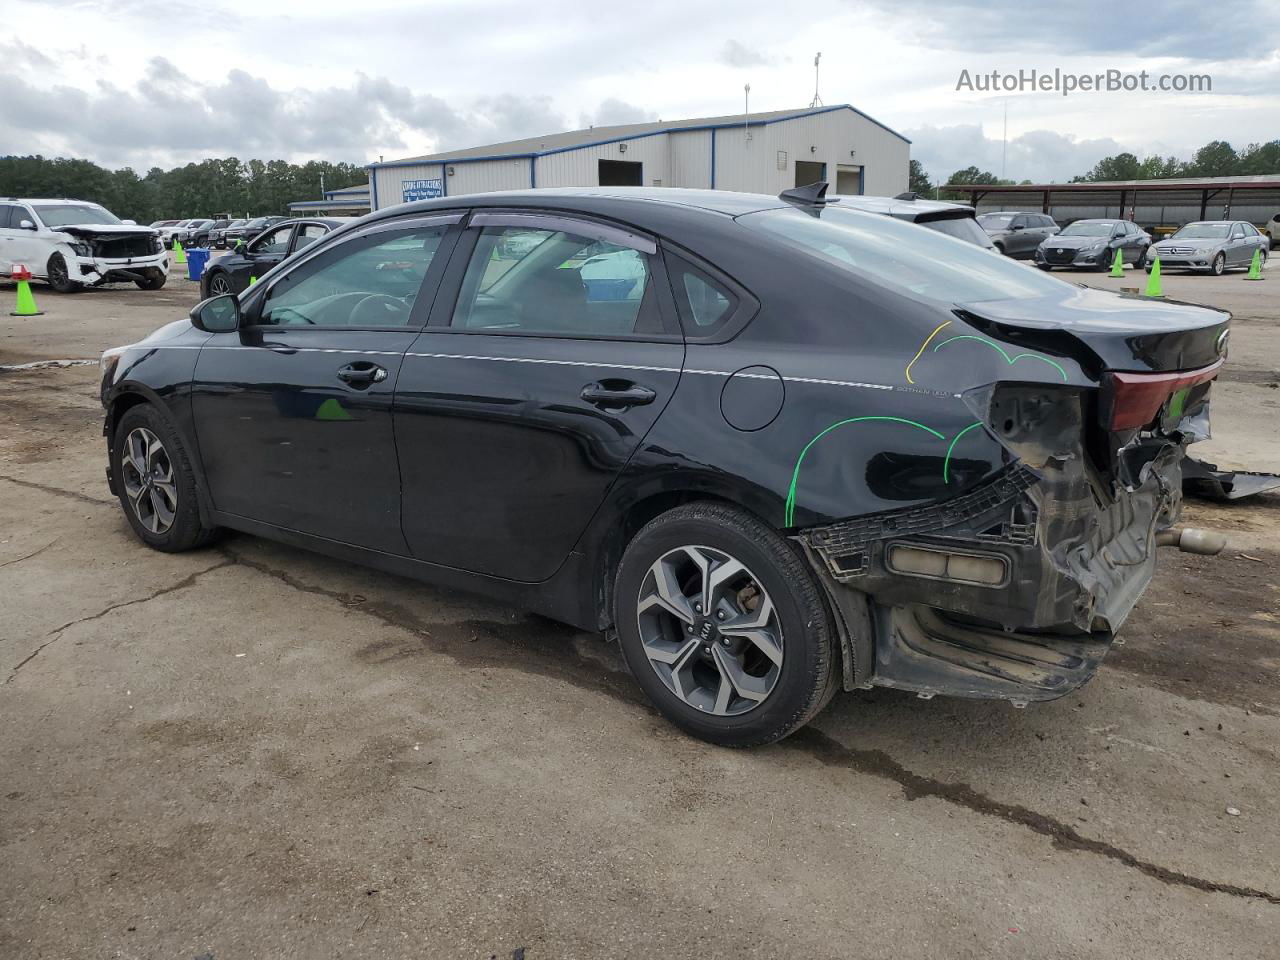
[1156,527,1227,555]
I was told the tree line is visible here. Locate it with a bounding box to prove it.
[909,139,1280,199]
[0,155,368,223]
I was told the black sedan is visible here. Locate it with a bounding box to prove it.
[1034,218,1150,270]
[200,217,352,297]
[99,185,1228,746]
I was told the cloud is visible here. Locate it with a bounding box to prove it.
[0,57,660,168]
[907,123,1132,183]
[719,39,772,69]
[0,39,55,70]
[846,0,1280,59]
[579,98,660,129]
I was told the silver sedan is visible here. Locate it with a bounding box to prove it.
[1148,220,1269,276]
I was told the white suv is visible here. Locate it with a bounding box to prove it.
[1266,213,1279,250]
[0,198,169,292]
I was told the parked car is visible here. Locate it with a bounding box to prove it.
[211,219,247,248]
[1147,221,1269,275]
[978,212,1059,258]
[0,198,168,291]
[199,217,352,297]
[172,219,213,247]
[220,215,288,249]
[186,219,231,248]
[1034,218,1150,271]
[1266,213,1279,249]
[834,193,997,250]
[150,219,180,229]
[100,184,1229,747]
[155,219,196,248]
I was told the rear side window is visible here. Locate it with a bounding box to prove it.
[293,223,329,252]
[666,258,740,337]
[919,215,993,248]
[742,206,1068,304]
[0,205,13,229]
[259,225,448,327]
[451,225,659,337]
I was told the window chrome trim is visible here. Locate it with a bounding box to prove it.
[468,211,657,255]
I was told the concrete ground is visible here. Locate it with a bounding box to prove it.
[1,256,1278,959]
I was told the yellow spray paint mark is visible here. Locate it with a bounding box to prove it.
[904,319,953,384]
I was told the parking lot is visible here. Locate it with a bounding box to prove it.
[1,259,1278,958]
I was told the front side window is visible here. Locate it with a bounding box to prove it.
[1230,224,1245,239]
[250,225,293,255]
[33,204,121,228]
[293,223,329,252]
[258,225,447,327]
[451,225,657,337]
[741,206,1067,305]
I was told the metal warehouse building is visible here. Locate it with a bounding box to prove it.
[368,104,910,210]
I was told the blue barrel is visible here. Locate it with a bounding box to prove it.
[186,248,210,281]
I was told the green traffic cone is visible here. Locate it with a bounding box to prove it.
[1109,248,1125,277]
[172,239,187,266]
[10,279,43,316]
[1245,248,1265,280]
[1144,256,1163,297]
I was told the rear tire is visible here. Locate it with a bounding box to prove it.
[111,404,217,553]
[614,502,839,747]
[993,242,1007,257]
[46,253,82,293]
[1036,263,1052,271]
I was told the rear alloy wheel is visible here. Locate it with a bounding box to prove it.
[46,253,82,293]
[207,271,233,296]
[111,405,217,552]
[1211,252,1226,276]
[615,503,838,747]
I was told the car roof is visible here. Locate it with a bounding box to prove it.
[1180,220,1236,225]
[12,198,106,206]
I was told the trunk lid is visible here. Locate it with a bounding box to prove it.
[957,285,1229,374]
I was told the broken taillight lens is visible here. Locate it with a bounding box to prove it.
[1106,360,1222,431]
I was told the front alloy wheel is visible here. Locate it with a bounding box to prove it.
[207,272,232,296]
[120,426,178,534]
[637,545,783,716]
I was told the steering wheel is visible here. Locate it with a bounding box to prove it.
[271,306,315,325]
[350,293,408,325]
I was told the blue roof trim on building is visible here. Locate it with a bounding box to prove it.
[366,104,910,171]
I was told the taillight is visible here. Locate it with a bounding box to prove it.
[1106,360,1222,430]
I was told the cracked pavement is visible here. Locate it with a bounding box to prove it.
[2,279,1279,959]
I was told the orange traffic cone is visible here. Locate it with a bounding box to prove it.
[9,264,43,316]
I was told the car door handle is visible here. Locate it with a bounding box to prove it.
[580,381,657,408]
[337,362,388,387]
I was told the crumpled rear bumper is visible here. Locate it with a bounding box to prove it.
[797,447,1183,702]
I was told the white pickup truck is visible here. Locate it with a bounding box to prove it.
[0,198,169,292]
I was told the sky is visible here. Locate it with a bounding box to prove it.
[2,0,1277,185]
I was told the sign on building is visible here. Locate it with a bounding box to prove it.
[402,179,444,202]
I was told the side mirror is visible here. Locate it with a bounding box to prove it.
[1010,223,1024,231]
[122,219,137,226]
[18,219,35,231]
[190,294,240,333]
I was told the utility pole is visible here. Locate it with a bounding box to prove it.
[810,52,823,108]
[1001,99,1008,182]
[744,83,751,141]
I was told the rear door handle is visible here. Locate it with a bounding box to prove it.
[580,381,657,408]
[337,362,388,388]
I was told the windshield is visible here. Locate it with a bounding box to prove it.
[977,213,1015,229]
[1059,221,1115,237]
[741,206,1067,304]
[921,215,995,249]
[1172,222,1230,239]
[34,204,122,227]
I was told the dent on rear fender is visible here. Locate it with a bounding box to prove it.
[781,321,1089,529]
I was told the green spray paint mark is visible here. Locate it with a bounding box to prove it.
[315,398,352,421]
[1167,387,1188,422]
[784,417,945,527]
[943,421,985,484]
[932,335,1069,382]
[785,417,989,527]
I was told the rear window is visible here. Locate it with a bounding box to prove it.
[741,206,1067,304]
[919,215,995,249]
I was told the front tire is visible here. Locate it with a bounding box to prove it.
[135,269,166,291]
[614,502,838,747]
[1211,252,1226,276]
[46,253,82,293]
[111,404,217,552]
[205,271,233,297]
